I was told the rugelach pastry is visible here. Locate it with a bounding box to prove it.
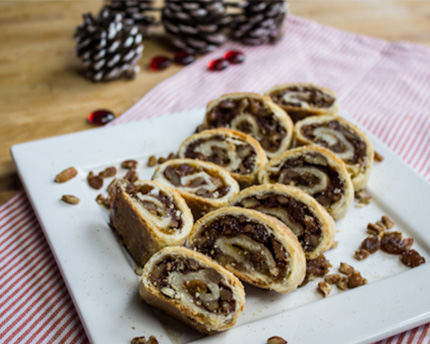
[152,159,240,219]
[189,206,306,294]
[258,146,354,220]
[265,83,339,122]
[200,93,294,158]
[177,128,268,187]
[295,115,374,190]
[139,246,245,334]
[109,179,193,265]
[231,184,336,259]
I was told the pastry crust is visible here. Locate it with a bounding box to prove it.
[110,179,193,265]
[201,92,294,158]
[189,206,306,294]
[258,145,354,220]
[265,83,340,122]
[294,115,374,190]
[152,158,240,219]
[139,246,245,334]
[231,184,336,259]
[177,128,268,187]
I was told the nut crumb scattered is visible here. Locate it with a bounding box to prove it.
[354,248,370,260]
[300,255,332,286]
[99,166,117,178]
[348,270,368,288]
[367,222,385,236]
[339,262,354,278]
[403,238,414,250]
[147,336,159,344]
[124,168,138,183]
[381,215,395,229]
[121,159,138,169]
[134,267,143,276]
[317,281,332,297]
[61,195,80,205]
[330,240,339,249]
[131,336,158,344]
[324,273,348,290]
[55,167,78,183]
[267,336,287,344]
[96,194,110,209]
[354,190,372,207]
[87,171,103,189]
[168,152,177,160]
[147,155,157,167]
[157,157,166,164]
[361,236,380,253]
[374,151,384,162]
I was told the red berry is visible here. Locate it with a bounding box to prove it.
[150,56,172,70]
[207,58,229,71]
[87,109,115,126]
[174,51,196,65]
[224,50,245,64]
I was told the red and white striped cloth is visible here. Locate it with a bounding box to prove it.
[1,15,430,344]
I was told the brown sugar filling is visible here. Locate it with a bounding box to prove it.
[203,97,287,153]
[269,85,336,109]
[301,120,367,165]
[193,215,289,281]
[233,193,323,253]
[148,255,236,314]
[267,153,345,208]
[163,163,230,198]
[127,183,183,233]
[184,135,257,175]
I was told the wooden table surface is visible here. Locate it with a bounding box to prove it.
[1,0,430,203]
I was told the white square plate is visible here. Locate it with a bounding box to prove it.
[11,108,430,344]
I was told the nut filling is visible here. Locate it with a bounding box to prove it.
[233,193,322,253]
[301,121,367,166]
[184,135,257,175]
[204,98,287,152]
[267,153,345,207]
[193,215,290,281]
[148,256,236,314]
[126,183,183,233]
[163,163,230,199]
[270,85,336,109]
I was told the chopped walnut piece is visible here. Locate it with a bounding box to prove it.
[317,281,332,297]
[374,151,384,162]
[361,236,380,253]
[348,270,368,288]
[168,152,177,160]
[401,249,426,268]
[134,267,143,276]
[147,155,157,167]
[61,195,80,205]
[124,168,138,183]
[403,238,414,250]
[157,157,166,164]
[99,166,117,178]
[354,248,370,261]
[355,190,372,207]
[267,336,288,344]
[339,262,354,278]
[381,231,407,255]
[131,337,147,344]
[55,167,78,183]
[324,274,348,290]
[381,215,395,229]
[96,194,110,209]
[121,159,138,169]
[367,222,385,236]
[147,336,159,344]
[300,255,332,286]
[87,171,103,189]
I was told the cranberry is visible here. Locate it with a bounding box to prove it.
[150,56,172,70]
[87,109,115,126]
[174,51,196,65]
[224,50,245,64]
[207,58,229,71]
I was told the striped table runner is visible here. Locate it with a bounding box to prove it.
[1,15,429,344]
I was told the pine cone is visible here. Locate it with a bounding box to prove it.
[162,0,230,54]
[74,8,144,82]
[230,0,288,45]
[105,0,158,35]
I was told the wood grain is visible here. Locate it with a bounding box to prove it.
[1,0,429,203]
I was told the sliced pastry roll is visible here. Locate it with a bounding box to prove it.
[152,159,240,219]
[109,179,193,266]
[139,246,245,334]
[200,93,294,158]
[295,115,374,190]
[231,184,336,259]
[177,128,267,187]
[189,207,306,294]
[258,146,354,220]
[265,83,339,122]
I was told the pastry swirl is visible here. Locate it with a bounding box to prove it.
[231,184,336,259]
[109,179,193,265]
[178,128,267,187]
[152,159,240,219]
[140,246,245,334]
[258,146,354,219]
[295,115,374,190]
[200,93,294,158]
[265,83,339,122]
[189,206,306,294]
